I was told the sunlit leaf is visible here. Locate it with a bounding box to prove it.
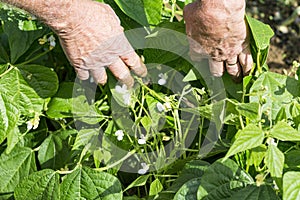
[224,124,264,160]
[14,169,60,200]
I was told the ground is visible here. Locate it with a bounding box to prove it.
[246,0,300,74]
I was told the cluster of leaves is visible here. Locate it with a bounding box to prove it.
[1,1,300,200]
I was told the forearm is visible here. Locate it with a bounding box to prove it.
[0,0,89,32]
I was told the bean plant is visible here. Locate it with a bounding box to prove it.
[0,1,300,200]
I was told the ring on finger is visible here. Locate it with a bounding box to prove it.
[227,62,238,66]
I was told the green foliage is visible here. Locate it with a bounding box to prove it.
[0,1,300,200]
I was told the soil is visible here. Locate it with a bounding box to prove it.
[246,0,300,74]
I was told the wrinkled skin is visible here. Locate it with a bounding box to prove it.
[2,0,147,87]
[55,1,147,87]
[183,0,253,80]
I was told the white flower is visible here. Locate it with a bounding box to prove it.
[164,102,172,111]
[115,84,128,94]
[138,134,146,145]
[48,35,56,48]
[158,73,168,85]
[26,121,33,130]
[123,93,131,106]
[156,102,165,112]
[115,130,124,141]
[26,117,40,130]
[115,84,131,106]
[156,102,172,112]
[138,162,149,174]
[267,138,277,146]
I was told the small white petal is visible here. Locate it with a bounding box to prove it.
[117,135,124,141]
[26,121,33,130]
[138,169,147,175]
[138,138,146,145]
[138,162,149,174]
[115,85,124,94]
[164,102,172,111]
[123,93,131,105]
[158,79,167,85]
[141,163,148,169]
[115,130,124,137]
[50,40,56,47]
[156,102,165,112]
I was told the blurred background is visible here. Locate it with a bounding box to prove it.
[246,0,299,74]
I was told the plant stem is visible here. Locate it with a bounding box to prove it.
[16,50,51,66]
[0,64,14,78]
[95,149,136,171]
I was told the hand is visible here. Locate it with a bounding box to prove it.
[48,1,147,87]
[183,0,253,80]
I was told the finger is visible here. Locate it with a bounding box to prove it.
[89,67,108,85]
[226,57,241,76]
[108,57,134,88]
[226,57,242,82]
[209,59,224,77]
[120,52,147,77]
[239,46,253,76]
[75,67,89,80]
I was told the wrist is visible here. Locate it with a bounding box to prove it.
[35,0,90,34]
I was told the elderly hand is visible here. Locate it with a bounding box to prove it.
[183,0,253,80]
[46,1,147,87]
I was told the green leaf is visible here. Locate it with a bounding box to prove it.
[143,0,162,25]
[270,121,300,141]
[224,124,264,160]
[183,69,197,82]
[0,93,19,144]
[174,178,201,200]
[0,67,44,115]
[114,0,148,26]
[149,179,163,196]
[145,94,165,131]
[290,102,300,128]
[14,169,60,200]
[6,126,20,154]
[0,44,9,63]
[283,171,300,200]
[0,147,36,193]
[102,0,142,30]
[248,145,267,168]
[236,102,259,120]
[230,185,279,200]
[60,167,122,200]
[73,129,99,150]
[197,159,253,199]
[46,82,102,124]
[265,144,284,179]
[250,72,300,120]
[38,134,71,170]
[246,15,274,50]
[222,73,243,101]
[285,150,300,170]
[143,24,188,64]
[1,11,47,63]
[18,65,59,98]
[246,15,274,66]
[275,107,287,123]
[124,175,151,192]
[170,160,209,192]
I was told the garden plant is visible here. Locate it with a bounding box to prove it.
[0,0,300,199]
